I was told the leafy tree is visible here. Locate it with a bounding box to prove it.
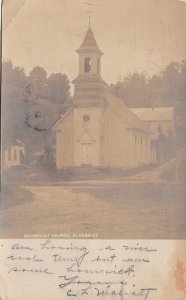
[109,72,150,107]
[1,61,72,160]
[2,60,28,105]
[109,61,186,110]
[47,73,70,104]
[27,66,48,101]
[26,70,71,134]
[161,61,186,148]
[1,61,28,147]
[147,74,164,107]
[161,62,181,106]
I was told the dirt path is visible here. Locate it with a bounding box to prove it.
[1,182,185,239]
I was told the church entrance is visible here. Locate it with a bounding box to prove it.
[81,143,92,165]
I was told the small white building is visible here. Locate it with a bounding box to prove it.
[130,107,174,139]
[3,139,25,168]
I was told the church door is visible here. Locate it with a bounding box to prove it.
[81,143,92,165]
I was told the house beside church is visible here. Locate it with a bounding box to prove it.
[130,107,174,139]
[3,139,25,168]
[53,27,156,169]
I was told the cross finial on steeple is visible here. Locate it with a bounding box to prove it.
[84,0,94,27]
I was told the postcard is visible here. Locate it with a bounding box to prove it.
[1,0,186,299]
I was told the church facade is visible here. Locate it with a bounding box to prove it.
[53,27,155,169]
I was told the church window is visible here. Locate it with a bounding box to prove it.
[158,124,162,134]
[141,138,143,158]
[134,136,137,158]
[83,115,90,123]
[84,57,91,73]
[14,149,17,160]
[97,58,100,73]
[8,150,11,160]
[146,138,148,158]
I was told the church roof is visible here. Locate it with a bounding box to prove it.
[76,27,104,55]
[53,94,149,134]
[52,107,73,130]
[130,107,174,121]
[104,92,149,133]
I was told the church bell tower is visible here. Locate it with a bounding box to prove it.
[73,26,107,107]
[76,26,103,76]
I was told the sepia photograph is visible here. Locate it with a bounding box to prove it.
[1,0,186,239]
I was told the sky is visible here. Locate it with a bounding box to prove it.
[2,0,186,84]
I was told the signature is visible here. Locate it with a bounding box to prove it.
[58,275,157,299]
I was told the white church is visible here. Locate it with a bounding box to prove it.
[53,26,157,169]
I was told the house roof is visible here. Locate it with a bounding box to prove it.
[16,139,25,146]
[76,26,104,55]
[3,138,25,150]
[130,107,174,122]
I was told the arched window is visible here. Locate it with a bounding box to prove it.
[8,150,11,160]
[141,138,143,158]
[83,115,90,123]
[14,149,17,160]
[134,136,137,158]
[97,58,100,73]
[146,138,148,158]
[84,57,91,73]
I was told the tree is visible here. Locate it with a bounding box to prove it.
[161,62,181,106]
[47,73,70,104]
[109,72,150,107]
[1,61,73,162]
[108,61,186,110]
[1,60,28,147]
[27,66,48,101]
[2,60,28,105]
[147,74,164,107]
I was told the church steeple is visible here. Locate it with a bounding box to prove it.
[73,26,107,107]
[75,26,104,76]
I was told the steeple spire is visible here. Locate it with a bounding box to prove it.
[84,0,94,27]
[76,26,104,55]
